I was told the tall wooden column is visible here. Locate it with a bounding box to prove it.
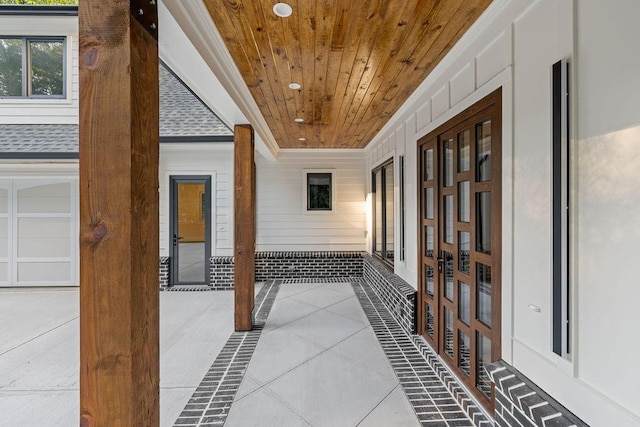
[234,124,255,331]
[79,1,159,425]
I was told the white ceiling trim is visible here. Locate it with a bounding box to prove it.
[163,0,280,160]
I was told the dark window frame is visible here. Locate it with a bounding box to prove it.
[0,36,67,99]
[306,172,332,211]
[372,159,394,267]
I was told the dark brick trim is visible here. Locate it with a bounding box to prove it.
[487,360,588,427]
[209,251,365,287]
[159,257,170,289]
[363,253,417,335]
[211,256,234,290]
[353,279,490,427]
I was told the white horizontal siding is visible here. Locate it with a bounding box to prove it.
[159,144,233,257]
[256,150,366,252]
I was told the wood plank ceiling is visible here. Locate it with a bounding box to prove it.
[204,0,492,149]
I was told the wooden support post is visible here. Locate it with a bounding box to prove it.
[234,124,255,331]
[79,1,159,425]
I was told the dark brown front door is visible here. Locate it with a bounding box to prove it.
[418,89,502,407]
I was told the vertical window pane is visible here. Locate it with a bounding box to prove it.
[444,195,453,243]
[424,148,434,181]
[0,38,23,96]
[425,226,434,258]
[459,331,471,376]
[0,218,8,259]
[444,138,453,187]
[384,164,394,262]
[458,231,470,274]
[399,156,405,262]
[477,263,492,327]
[476,120,492,181]
[30,40,64,96]
[374,171,382,254]
[308,173,331,210]
[425,303,434,338]
[0,187,7,213]
[458,129,470,172]
[177,183,206,283]
[444,308,454,358]
[18,182,71,213]
[425,265,434,296]
[477,332,492,398]
[458,181,470,222]
[444,251,453,301]
[476,192,491,254]
[424,187,434,219]
[459,281,470,325]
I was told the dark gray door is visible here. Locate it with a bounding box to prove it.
[170,176,212,286]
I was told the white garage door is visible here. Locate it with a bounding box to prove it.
[0,179,78,287]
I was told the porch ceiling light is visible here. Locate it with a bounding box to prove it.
[288,82,301,90]
[298,137,306,141]
[273,3,292,17]
[294,117,304,123]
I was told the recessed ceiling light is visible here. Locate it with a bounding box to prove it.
[294,117,304,123]
[273,3,292,17]
[288,82,301,90]
[298,137,306,141]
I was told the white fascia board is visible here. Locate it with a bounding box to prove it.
[162,0,279,161]
[158,1,239,130]
[0,14,77,35]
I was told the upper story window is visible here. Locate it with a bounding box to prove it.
[0,37,65,98]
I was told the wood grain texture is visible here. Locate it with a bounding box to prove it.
[204,0,491,148]
[79,1,159,425]
[234,124,255,331]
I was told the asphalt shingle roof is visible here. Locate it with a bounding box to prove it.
[0,124,77,154]
[159,65,232,138]
[0,63,232,155]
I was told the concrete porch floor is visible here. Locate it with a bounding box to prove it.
[0,281,483,426]
[0,287,236,426]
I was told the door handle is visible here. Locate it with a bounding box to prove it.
[172,235,184,245]
[437,257,444,272]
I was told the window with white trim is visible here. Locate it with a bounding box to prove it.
[0,37,66,98]
[303,170,335,213]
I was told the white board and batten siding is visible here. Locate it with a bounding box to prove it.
[0,14,79,125]
[364,0,640,425]
[256,150,366,252]
[159,144,234,258]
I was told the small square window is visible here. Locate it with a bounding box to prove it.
[307,173,332,210]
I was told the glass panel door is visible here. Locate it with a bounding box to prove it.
[418,89,501,408]
[170,176,211,286]
[420,140,439,349]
